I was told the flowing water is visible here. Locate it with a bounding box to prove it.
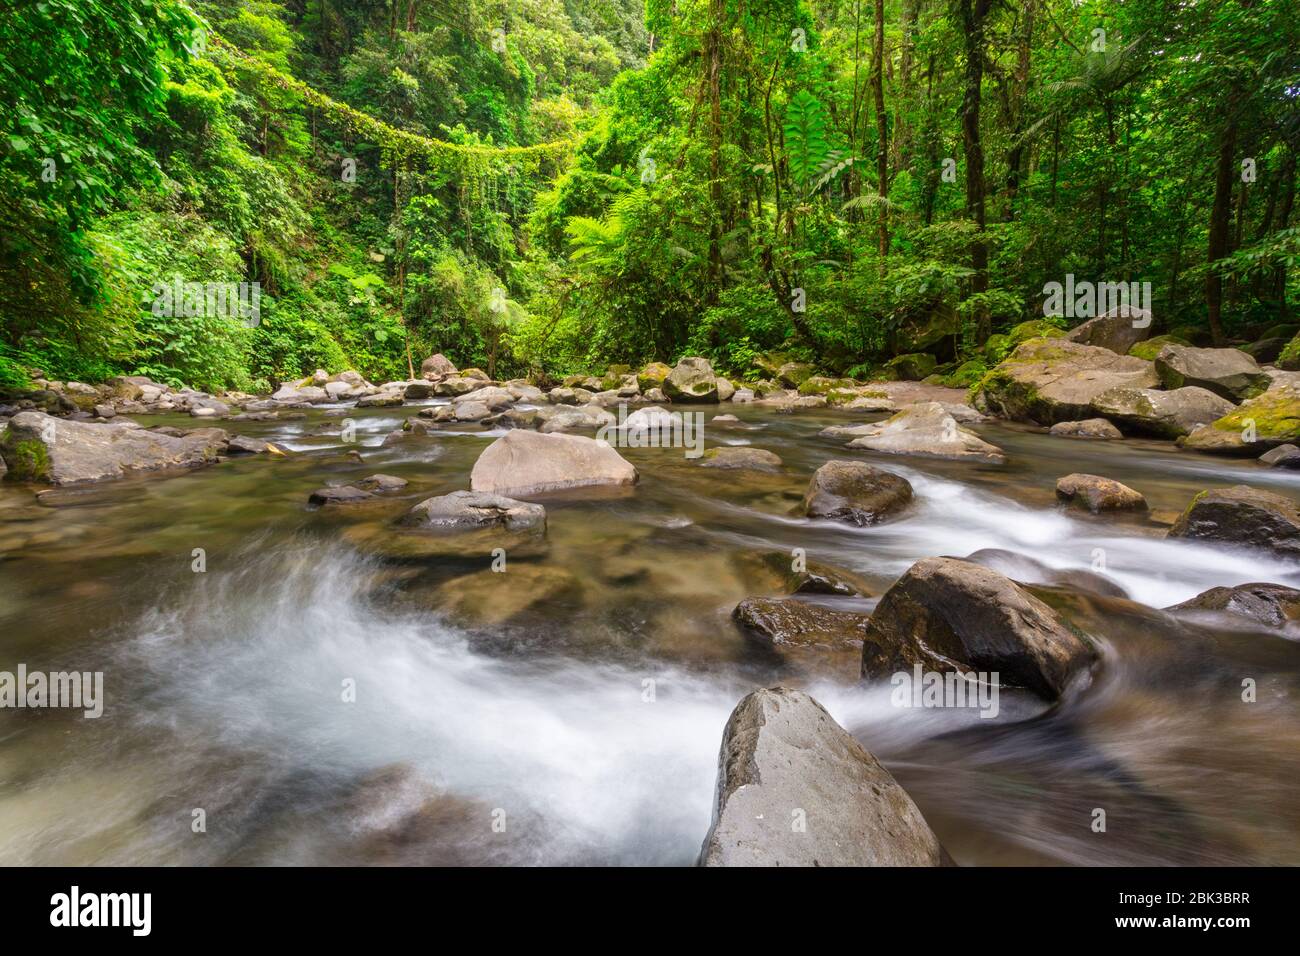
[1,400,1298,865]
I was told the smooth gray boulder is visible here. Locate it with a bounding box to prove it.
[861,557,1097,700]
[421,353,458,380]
[401,490,545,533]
[1154,344,1271,401]
[1260,444,1300,469]
[470,430,637,498]
[698,687,946,867]
[1091,385,1235,438]
[0,411,224,484]
[803,460,914,526]
[1064,305,1152,354]
[844,402,1005,462]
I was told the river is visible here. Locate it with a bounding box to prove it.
[1,398,1297,865]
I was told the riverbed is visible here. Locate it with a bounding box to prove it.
[1,399,1297,865]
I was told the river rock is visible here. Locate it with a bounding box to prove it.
[434,377,482,397]
[538,404,615,433]
[1049,418,1123,440]
[503,381,545,403]
[1181,381,1300,454]
[357,391,405,408]
[1064,305,1152,354]
[1055,473,1148,513]
[663,357,719,403]
[308,485,375,506]
[698,687,945,867]
[1154,344,1271,401]
[401,490,545,533]
[861,557,1097,699]
[0,411,225,484]
[450,400,491,422]
[843,395,896,412]
[803,460,914,525]
[1089,385,1235,439]
[421,354,458,380]
[354,474,408,492]
[698,447,782,472]
[1167,583,1300,630]
[975,338,1159,425]
[732,597,868,650]
[844,402,1005,462]
[1167,485,1300,557]
[470,430,637,498]
[635,362,672,392]
[1260,444,1300,468]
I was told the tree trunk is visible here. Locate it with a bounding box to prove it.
[959,0,991,340]
[872,0,888,267]
[1206,116,1238,345]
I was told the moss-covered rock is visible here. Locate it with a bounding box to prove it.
[0,430,51,481]
[1278,330,1300,371]
[942,359,988,389]
[1181,382,1300,454]
[883,353,937,381]
[1128,334,1191,362]
[636,362,672,392]
[798,375,855,396]
[974,338,1159,424]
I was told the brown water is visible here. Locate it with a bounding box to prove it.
[1,399,1298,865]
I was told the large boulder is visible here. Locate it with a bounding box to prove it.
[663,357,719,403]
[698,687,945,867]
[0,411,224,484]
[1055,473,1148,513]
[635,362,672,393]
[1181,381,1300,454]
[434,377,483,397]
[884,353,937,381]
[732,597,868,651]
[802,460,914,526]
[421,353,458,380]
[1091,385,1236,439]
[861,557,1097,700]
[1167,485,1300,558]
[975,338,1159,425]
[1167,583,1300,630]
[843,402,1005,462]
[469,430,637,498]
[400,490,546,534]
[1154,344,1271,402]
[1064,305,1152,354]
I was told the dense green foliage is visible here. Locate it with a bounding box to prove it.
[2,0,1297,390]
